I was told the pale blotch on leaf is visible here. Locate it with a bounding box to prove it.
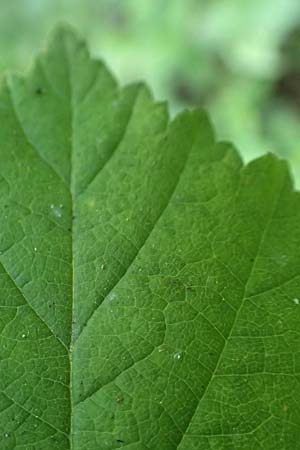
[107,292,117,302]
[87,198,96,208]
[50,204,63,218]
[293,298,299,305]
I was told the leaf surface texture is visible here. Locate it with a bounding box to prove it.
[0,27,300,450]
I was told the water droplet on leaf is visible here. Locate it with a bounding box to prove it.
[174,352,182,361]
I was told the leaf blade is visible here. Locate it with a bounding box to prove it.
[0,26,300,450]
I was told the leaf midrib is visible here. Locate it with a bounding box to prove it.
[63,35,75,450]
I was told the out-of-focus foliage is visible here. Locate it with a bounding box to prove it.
[1,0,299,183]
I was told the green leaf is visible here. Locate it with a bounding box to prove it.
[1,25,300,450]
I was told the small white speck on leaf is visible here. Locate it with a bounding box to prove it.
[34,247,37,252]
[293,298,299,305]
[21,333,26,338]
[101,264,105,270]
[174,352,182,361]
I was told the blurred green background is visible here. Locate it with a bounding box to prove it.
[1,0,299,184]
